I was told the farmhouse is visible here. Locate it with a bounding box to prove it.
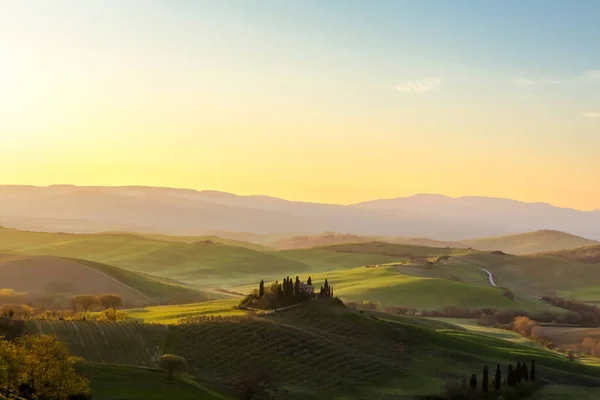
[298,281,314,294]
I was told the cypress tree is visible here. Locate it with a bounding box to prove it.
[515,362,522,384]
[507,364,514,386]
[530,360,535,381]
[259,280,265,298]
[295,276,300,297]
[522,362,529,382]
[278,282,284,301]
[307,276,312,285]
[330,287,334,298]
[494,364,501,391]
[469,373,477,390]
[482,365,489,392]
[324,279,329,290]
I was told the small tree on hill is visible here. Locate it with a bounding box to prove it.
[97,294,123,310]
[259,280,265,298]
[307,276,312,285]
[295,276,300,298]
[158,354,188,380]
[469,373,477,390]
[530,360,535,381]
[72,295,98,313]
[494,364,501,391]
[482,365,489,392]
[515,362,522,384]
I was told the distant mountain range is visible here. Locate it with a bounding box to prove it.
[1,185,600,240]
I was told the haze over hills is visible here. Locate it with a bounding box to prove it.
[2,185,600,240]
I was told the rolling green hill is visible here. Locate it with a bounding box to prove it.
[464,230,598,255]
[0,253,212,306]
[544,244,600,264]
[278,241,463,271]
[0,227,309,286]
[29,300,600,399]
[236,266,556,312]
[456,252,600,296]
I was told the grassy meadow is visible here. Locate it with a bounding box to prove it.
[125,298,248,324]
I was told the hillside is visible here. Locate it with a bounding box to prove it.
[456,252,600,297]
[34,300,600,399]
[0,253,211,306]
[545,244,600,264]
[464,230,599,255]
[278,241,462,271]
[0,227,309,286]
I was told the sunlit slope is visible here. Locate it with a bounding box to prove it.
[544,243,600,264]
[0,228,308,285]
[464,229,598,255]
[235,266,554,312]
[125,298,246,324]
[456,252,600,296]
[278,241,463,272]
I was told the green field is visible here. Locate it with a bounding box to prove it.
[28,300,600,399]
[0,228,308,286]
[126,298,247,324]
[560,285,600,304]
[456,252,600,296]
[527,384,600,399]
[27,319,169,367]
[82,364,228,400]
[236,266,558,312]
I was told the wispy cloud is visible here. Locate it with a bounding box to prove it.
[396,77,441,93]
[582,111,600,118]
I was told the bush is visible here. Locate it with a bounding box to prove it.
[158,354,188,380]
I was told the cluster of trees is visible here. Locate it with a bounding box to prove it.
[0,334,90,399]
[467,361,535,392]
[541,296,600,325]
[243,275,331,310]
[71,294,124,313]
[420,361,538,400]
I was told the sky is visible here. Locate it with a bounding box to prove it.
[1,0,600,210]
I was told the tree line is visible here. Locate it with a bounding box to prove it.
[418,360,538,400]
[242,275,334,310]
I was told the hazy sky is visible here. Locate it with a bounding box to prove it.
[1,1,600,209]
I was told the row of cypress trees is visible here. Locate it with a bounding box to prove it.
[468,360,535,392]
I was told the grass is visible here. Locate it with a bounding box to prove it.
[81,364,229,400]
[0,227,308,286]
[26,319,169,367]
[560,285,600,304]
[27,300,600,399]
[456,251,600,296]
[527,384,600,399]
[431,318,548,350]
[125,298,248,324]
[463,229,598,255]
[236,266,558,312]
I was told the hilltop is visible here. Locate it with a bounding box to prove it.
[463,230,598,255]
[0,253,211,306]
[544,243,600,264]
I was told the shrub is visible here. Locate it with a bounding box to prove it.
[158,354,188,380]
